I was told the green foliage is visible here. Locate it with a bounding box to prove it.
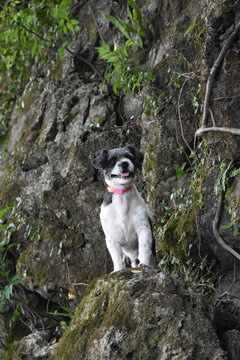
[160,255,217,297]
[0,197,40,312]
[214,160,233,195]
[96,0,154,96]
[176,162,187,179]
[90,116,102,130]
[47,300,74,319]
[0,0,80,130]
[214,160,240,235]
[105,0,153,49]
[156,142,212,267]
[97,41,153,95]
[184,24,196,37]
[46,301,74,332]
[0,275,20,312]
[220,205,235,232]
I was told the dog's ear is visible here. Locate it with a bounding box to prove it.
[92,150,109,169]
[125,145,144,169]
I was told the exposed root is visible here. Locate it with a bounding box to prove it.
[201,22,240,128]
[213,191,240,262]
[196,126,240,137]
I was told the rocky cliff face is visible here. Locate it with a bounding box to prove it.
[1,0,240,359]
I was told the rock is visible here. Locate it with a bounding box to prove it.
[6,331,56,360]
[0,315,8,359]
[54,268,227,360]
[222,330,240,360]
[1,0,240,358]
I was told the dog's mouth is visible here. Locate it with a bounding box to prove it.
[111,171,131,179]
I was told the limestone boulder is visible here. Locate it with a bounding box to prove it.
[54,268,227,360]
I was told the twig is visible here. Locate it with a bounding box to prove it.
[202,21,240,128]
[196,126,240,137]
[192,283,216,292]
[65,47,104,82]
[213,191,240,262]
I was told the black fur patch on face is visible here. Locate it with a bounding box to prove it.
[92,146,144,171]
[124,146,144,170]
[92,149,109,169]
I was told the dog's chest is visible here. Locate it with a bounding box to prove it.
[100,191,143,244]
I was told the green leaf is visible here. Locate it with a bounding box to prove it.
[31,42,38,58]
[74,25,81,32]
[107,54,120,63]
[136,34,143,49]
[113,76,120,94]
[59,47,64,60]
[127,0,142,25]
[230,168,240,177]
[38,43,42,55]
[125,39,135,48]
[220,222,234,231]
[104,13,131,40]
[184,23,195,37]
[124,24,138,35]
[176,162,186,179]
[0,205,11,220]
[63,25,68,35]
[198,28,205,37]
[127,4,134,24]
[66,22,74,33]
[70,19,79,25]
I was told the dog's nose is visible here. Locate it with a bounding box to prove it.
[121,161,129,170]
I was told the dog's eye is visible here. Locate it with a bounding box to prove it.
[109,157,117,166]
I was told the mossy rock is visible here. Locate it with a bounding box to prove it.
[54,268,226,360]
[6,331,56,360]
[157,205,197,260]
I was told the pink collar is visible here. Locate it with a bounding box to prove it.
[107,185,133,195]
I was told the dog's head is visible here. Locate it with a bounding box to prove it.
[92,145,144,187]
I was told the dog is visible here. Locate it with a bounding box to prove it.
[92,145,157,272]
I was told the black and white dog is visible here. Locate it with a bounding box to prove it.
[92,145,157,272]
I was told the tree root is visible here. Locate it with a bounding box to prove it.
[196,126,240,137]
[213,191,240,262]
[202,21,240,128]
[196,21,240,139]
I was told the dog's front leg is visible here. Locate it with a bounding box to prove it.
[106,238,124,271]
[137,226,154,267]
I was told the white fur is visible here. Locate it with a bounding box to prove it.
[93,146,157,272]
[100,185,155,271]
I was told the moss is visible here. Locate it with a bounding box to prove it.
[5,340,21,360]
[89,27,98,43]
[16,226,71,291]
[157,204,197,260]
[54,272,144,359]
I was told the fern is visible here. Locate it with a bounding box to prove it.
[214,160,233,195]
[0,275,20,312]
[96,0,154,96]
[230,167,240,178]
